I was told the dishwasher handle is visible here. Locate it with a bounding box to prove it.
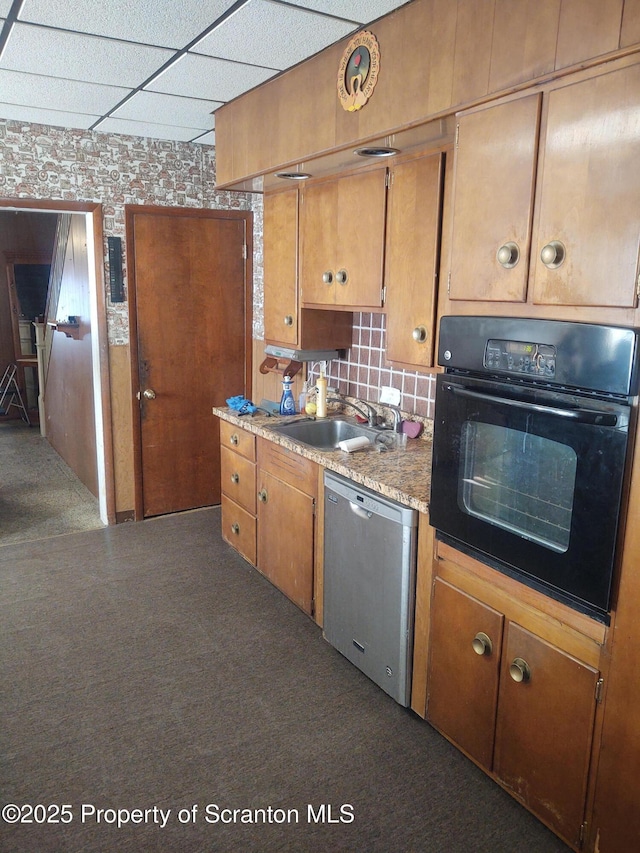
[349,501,373,520]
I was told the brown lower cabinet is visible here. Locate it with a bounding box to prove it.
[428,567,601,850]
[220,422,318,617]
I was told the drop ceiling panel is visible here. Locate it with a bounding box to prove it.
[17,0,239,48]
[0,69,130,115]
[1,24,175,87]
[287,0,409,22]
[193,0,357,69]
[0,0,11,16]
[95,116,207,142]
[0,102,101,130]
[147,52,276,102]
[111,91,221,128]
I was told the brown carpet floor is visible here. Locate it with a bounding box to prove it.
[0,506,569,852]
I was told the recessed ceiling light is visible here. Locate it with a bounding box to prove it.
[275,171,312,180]
[354,146,399,158]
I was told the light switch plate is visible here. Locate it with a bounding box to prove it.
[379,385,401,405]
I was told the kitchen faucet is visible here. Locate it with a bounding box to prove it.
[327,395,379,427]
[378,403,403,432]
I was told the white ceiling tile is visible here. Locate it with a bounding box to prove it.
[0,102,100,130]
[1,24,175,88]
[0,69,130,114]
[285,0,410,23]
[193,130,216,145]
[112,91,219,129]
[193,0,356,70]
[0,0,11,16]
[148,52,276,102]
[94,116,206,142]
[18,0,240,48]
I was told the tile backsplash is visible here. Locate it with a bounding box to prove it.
[307,312,437,420]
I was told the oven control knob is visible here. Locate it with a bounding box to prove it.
[443,350,452,361]
[472,632,493,656]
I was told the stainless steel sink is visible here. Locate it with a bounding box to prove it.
[271,417,380,450]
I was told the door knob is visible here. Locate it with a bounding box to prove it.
[509,657,531,683]
[142,388,156,400]
[472,632,493,656]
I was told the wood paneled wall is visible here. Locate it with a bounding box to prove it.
[216,0,638,187]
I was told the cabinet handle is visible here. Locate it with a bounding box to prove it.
[336,269,348,285]
[322,271,334,284]
[540,241,566,269]
[472,632,493,656]
[412,325,428,344]
[230,472,239,484]
[496,242,520,268]
[258,489,268,503]
[509,657,531,683]
[230,433,239,446]
[283,315,294,326]
[231,523,240,535]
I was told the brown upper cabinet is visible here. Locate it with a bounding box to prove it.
[384,151,444,369]
[448,60,640,314]
[300,167,387,310]
[263,186,352,351]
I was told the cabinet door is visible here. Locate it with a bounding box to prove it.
[385,153,443,367]
[264,188,299,345]
[257,469,315,614]
[449,94,541,302]
[493,622,599,847]
[334,167,387,308]
[531,63,640,307]
[300,178,339,305]
[427,578,504,769]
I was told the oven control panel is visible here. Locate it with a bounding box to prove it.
[485,339,556,377]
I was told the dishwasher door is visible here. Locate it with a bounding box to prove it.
[323,471,418,706]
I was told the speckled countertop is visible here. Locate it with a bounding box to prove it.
[213,407,433,514]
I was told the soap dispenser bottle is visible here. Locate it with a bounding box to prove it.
[279,375,295,416]
[316,366,328,418]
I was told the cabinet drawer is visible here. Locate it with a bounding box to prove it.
[221,495,256,566]
[220,420,256,461]
[258,437,317,497]
[220,446,256,513]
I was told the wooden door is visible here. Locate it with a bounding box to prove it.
[449,94,541,302]
[531,63,640,307]
[427,578,504,769]
[129,208,250,518]
[264,188,299,346]
[493,622,599,847]
[385,152,443,368]
[334,167,387,308]
[300,178,339,306]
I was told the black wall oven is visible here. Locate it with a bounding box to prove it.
[430,316,639,623]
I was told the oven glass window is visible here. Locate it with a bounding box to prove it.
[459,422,577,552]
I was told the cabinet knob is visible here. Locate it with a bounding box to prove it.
[540,241,566,269]
[322,271,334,284]
[231,522,240,535]
[283,314,294,326]
[509,657,531,683]
[336,269,348,285]
[412,325,428,344]
[230,472,239,484]
[472,632,493,656]
[258,489,268,503]
[230,433,239,446]
[496,242,520,268]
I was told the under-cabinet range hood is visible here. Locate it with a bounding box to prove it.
[264,345,343,362]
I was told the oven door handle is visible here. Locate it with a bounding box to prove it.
[445,383,619,426]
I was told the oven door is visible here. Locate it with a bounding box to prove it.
[430,373,632,621]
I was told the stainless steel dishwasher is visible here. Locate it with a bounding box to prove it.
[323,470,418,706]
